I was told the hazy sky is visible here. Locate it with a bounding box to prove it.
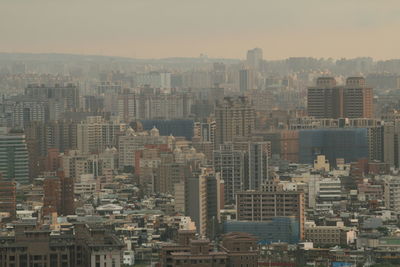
[1,0,400,60]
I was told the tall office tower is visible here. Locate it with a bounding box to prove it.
[307,77,373,119]
[0,175,16,218]
[343,77,373,118]
[246,48,263,70]
[307,77,343,118]
[185,167,221,237]
[0,128,30,184]
[77,116,126,154]
[236,190,305,240]
[248,141,271,190]
[25,83,80,110]
[214,97,255,148]
[213,144,245,205]
[239,68,256,92]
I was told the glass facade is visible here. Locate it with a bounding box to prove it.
[299,128,368,165]
[223,217,300,244]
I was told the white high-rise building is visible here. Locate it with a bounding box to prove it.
[77,116,126,154]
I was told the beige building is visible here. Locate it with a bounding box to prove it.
[118,126,171,169]
[305,225,357,246]
[0,222,124,267]
[77,116,126,154]
[236,191,305,239]
[313,155,330,172]
[186,168,221,237]
[214,96,255,148]
[384,176,400,211]
[307,77,373,119]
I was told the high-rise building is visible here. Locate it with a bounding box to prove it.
[299,128,369,165]
[246,48,263,70]
[307,77,373,119]
[307,77,342,119]
[25,83,80,110]
[247,141,271,190]
[343,77,374,118]
[62,149,117,180]
[135,72,171,89]
[77,116,126,154]
[239,69,256,92]
[43,174,62,216]
[25,120,78,157]
[43,171,74,216]
[118,126,170,169]
[0,128,30,184]
[383,121,400,168]
[193,119,216,145]
[0,223,124,267]
[236,190,305,240]
[213,144,245,205]
[185,167,221,237]
[117,92,137,123]
[384,176,400,211]
[214,97,255,148]
[7,99,49,128]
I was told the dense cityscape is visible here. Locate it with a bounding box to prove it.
[2,1,400,266]
[1,50,400,267]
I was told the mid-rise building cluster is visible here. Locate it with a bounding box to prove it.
[2,50,400,266]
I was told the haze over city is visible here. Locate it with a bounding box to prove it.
[1,0,400,59]
[3,1,400,267]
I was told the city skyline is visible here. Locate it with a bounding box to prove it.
[1,0,400,60]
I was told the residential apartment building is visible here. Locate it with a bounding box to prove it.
[307,77,373,119]
[236,191,305,239]
[213,144,245,205]
[77,116,126,154]
[0,223,124,267]
[214,96,255,148]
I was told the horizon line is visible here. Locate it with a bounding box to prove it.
[1,51,400,62]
